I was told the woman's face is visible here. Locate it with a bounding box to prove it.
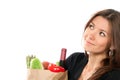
[83,16,111,54]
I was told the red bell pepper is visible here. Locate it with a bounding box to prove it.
[48,63,65,72]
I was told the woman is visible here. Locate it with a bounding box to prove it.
[64,9,120,80]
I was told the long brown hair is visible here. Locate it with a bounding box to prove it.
[84,9,120,80]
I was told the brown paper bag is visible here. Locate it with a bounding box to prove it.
[27,69,68,80]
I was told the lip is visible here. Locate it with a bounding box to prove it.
[85,40,95,46]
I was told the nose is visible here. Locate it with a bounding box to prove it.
[87,31,96,40]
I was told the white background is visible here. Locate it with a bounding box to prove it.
[0,0,119,80]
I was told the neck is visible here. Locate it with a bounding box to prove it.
[86,52,107,70]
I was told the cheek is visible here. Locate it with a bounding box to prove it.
[97,39,110,50]
[83,31,88,40]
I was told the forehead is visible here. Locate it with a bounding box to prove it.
[92,16,111,34]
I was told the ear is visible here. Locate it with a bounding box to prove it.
[110,45,115,50]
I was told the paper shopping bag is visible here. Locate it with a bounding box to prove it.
[27,69,68,80]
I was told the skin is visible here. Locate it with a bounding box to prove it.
[84,16,111,54]
[79,16,112,80]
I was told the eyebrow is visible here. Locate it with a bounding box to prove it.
[90,22,95,26]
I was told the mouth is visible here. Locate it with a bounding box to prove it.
[85,40,95,46]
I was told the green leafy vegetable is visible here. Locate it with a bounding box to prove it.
[30,58,43,69]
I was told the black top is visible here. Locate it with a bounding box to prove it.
[64,52,120,80]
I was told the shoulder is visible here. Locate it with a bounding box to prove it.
[66,52,86,61]
[67,52,85,59]
[101,69,120,80]
[65,52,87,69]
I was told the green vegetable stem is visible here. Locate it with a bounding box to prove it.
[26,55,36,69]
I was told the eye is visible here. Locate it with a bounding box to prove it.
[99,32,106,37]
[88,23,94,30]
